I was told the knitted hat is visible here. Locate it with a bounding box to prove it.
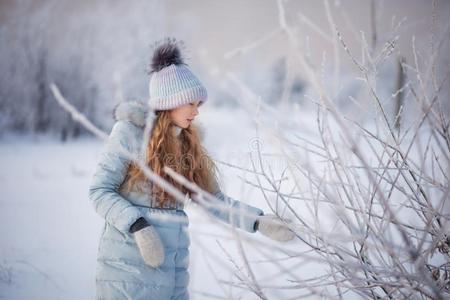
[148,37,208,110]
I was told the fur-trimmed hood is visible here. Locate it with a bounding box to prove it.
[113,101,150,128]
[112,100,205,140]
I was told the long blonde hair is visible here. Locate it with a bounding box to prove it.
[121,110,219,207]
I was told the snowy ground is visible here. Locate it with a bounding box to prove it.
[0,106,325,300]
[2,103,441,299]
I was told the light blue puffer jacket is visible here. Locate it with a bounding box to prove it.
[88,101,264,300]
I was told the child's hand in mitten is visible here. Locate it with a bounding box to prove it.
[256,214,295,242]
[130,218,165,268]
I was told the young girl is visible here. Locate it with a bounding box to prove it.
[88,37,294,300]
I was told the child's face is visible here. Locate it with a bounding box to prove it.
[169,100,201,129]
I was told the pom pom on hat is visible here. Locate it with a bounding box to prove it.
[149,37,187,74]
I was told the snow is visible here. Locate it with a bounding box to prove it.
[0,106,317,300]
[1,103,446,299]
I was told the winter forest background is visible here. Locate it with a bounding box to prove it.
[1,0,449,299]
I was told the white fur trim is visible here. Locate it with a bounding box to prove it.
[113,101,149,127]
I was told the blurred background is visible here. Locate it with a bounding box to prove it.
[1,0,449,299]
[1,0,449,139]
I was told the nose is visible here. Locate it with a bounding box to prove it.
[193,106,199,116]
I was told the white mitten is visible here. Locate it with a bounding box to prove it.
[257,214,295,242]
[133,225,165,268]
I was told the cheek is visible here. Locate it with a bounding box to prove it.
[171,110,187,123]
[170,111,179,124]
[170,107,191,123]
[180,108,191,118]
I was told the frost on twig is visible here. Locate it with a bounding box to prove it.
[213,0,450,298]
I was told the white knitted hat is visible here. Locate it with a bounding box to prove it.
[148,37,208,110]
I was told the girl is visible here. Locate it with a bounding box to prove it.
[88,37,295,300]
